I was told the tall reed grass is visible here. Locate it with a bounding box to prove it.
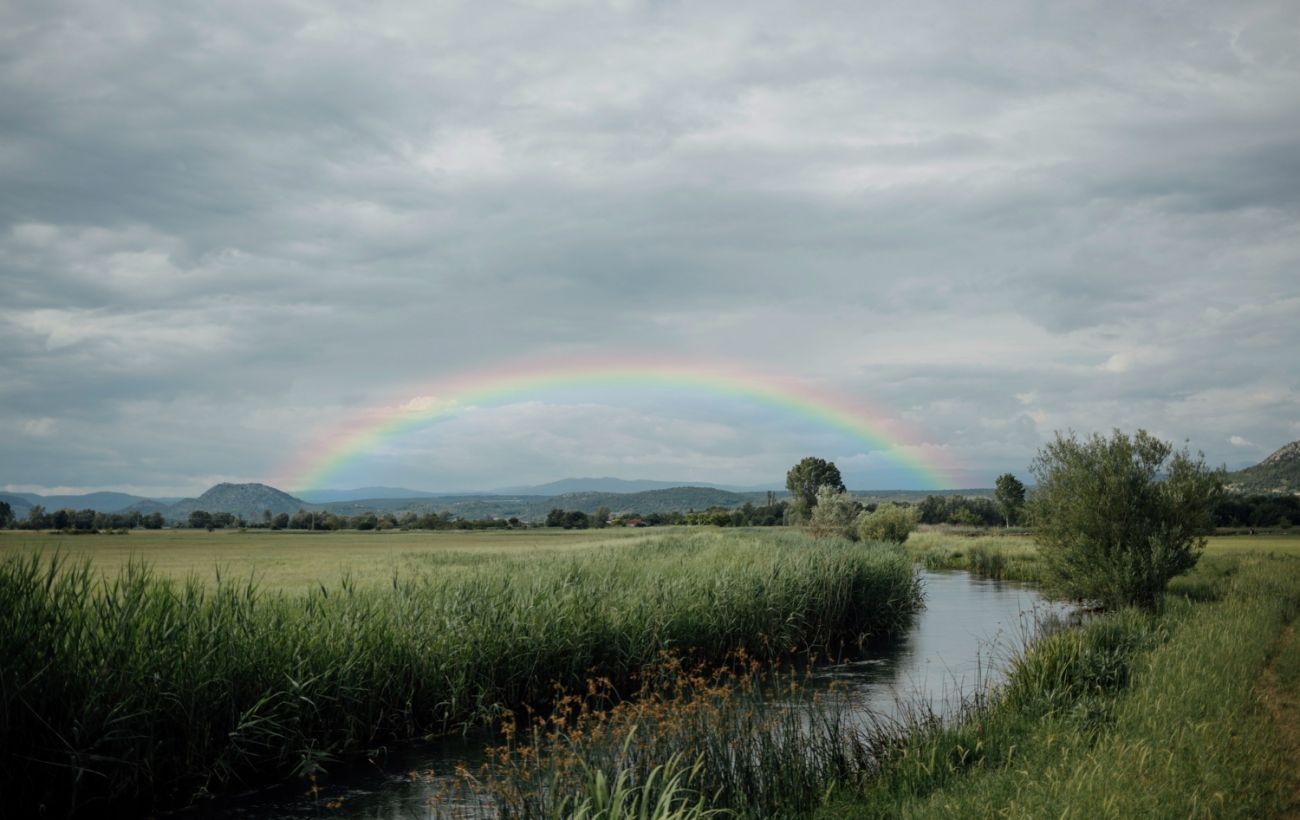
[446,652,880,818]
[0,530,920,817]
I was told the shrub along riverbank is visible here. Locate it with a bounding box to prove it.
[0,530,921,817]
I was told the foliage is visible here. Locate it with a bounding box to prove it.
[547,508,592,528]
[855,503,919,544]
[915,494,1001,527]
[0,531,920,816]
[1027,429,1224,611]
[809,486,862,540]
[1214,493,1300,529]
[993,473,1026,527]
[786,458,845,514]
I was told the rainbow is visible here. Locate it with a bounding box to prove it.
[273,356,961,491]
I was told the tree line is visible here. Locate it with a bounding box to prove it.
[4,505,166,532]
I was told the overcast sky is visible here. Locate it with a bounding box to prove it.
[3,0,1298,496]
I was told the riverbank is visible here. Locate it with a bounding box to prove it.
[819,552,1300,817]
[0,530,920,818]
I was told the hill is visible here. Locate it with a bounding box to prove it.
[166,483,317,520]
[0,491,155,514]
[1228,440,1300,495]
[318,486,773,521]
[296,486,439,503]
[492,477,731,495]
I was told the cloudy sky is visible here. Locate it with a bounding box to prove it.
[3,0,1298,496]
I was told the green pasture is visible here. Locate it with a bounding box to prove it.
[0,526,658,589]
[907,526,1300,583]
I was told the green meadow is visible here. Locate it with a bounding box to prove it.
[5,526,1300,817]
[0,526,657,589]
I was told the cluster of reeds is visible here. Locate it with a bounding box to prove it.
[909,532,1043,582]
[442,650,886,818]
[0,530,920,817]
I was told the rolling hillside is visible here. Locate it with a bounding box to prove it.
[163,483,318,520]
[1228,440,1300,494]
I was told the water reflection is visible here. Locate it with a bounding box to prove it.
[191,570,1064,819]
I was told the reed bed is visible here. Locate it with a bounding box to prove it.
[0,530,920,818]
[438,652,879,818]
[907,531,1043,583]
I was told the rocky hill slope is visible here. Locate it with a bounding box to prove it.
[1228,440,1300,494]
[162,483,318,520]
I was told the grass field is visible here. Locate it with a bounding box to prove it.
[907,526,1300,584]
[5,526,1298,592]
[0,526,659,589]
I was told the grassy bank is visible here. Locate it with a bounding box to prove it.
[0,530,920,817]
[825,554,1300,817]
[468,552,1300,818]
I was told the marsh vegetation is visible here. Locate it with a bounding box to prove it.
[0,530,920,817]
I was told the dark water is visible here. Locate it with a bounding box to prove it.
[191,570,1065,820]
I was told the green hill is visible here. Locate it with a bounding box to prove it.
[1227,441,1300,495]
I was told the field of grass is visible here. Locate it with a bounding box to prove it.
[0,526,658,589]
[0,529,921,818]
[906,526,1300,585]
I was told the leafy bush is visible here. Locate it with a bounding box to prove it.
[1028,429,1223,610]
[809,486,862,540]
[856,503,919,544]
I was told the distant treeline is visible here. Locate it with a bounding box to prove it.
[191,509,528,531]
[5,491,1291,534]
[3,504,165,532]
[545,500,792,529]
[1214,494,1298,529]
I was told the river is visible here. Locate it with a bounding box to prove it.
[189,569,1067,819]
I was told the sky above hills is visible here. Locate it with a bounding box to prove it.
[3,0,1298,496]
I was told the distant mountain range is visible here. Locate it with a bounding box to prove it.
[3,477,1000,524]
[0,491,174,515]
[7,444,1292,525]
[490,477,772,495]
[295,486,441,503]
[1227,440,1300,495]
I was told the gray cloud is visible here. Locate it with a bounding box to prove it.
[3,0,1299,493]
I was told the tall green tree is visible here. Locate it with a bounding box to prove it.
[994,473,1027,527]
[785,457,844,521]
[1028,429,1223,611]
[26,505,47,530]
[0,501,12,528]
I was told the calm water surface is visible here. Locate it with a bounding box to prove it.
[193,569,1065,819]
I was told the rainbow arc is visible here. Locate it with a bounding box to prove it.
[273,356,960,490]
